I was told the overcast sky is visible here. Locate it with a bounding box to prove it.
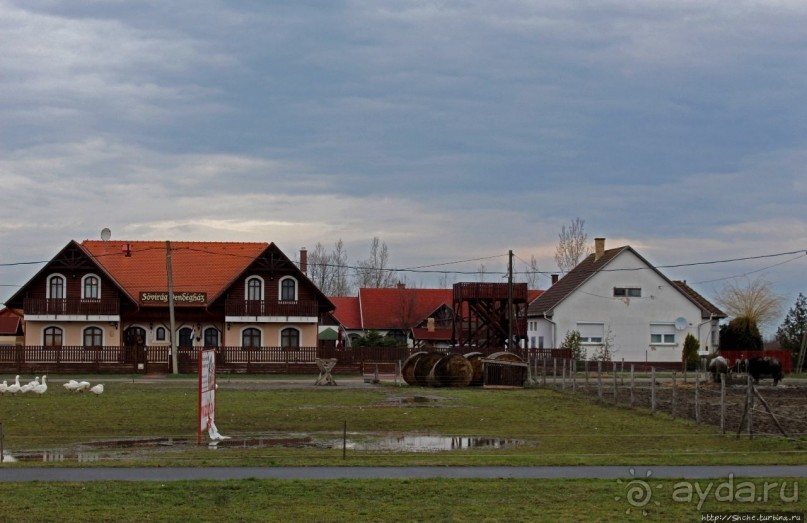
[1,0,805,331]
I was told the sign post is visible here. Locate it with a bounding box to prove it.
[198,349,217,445]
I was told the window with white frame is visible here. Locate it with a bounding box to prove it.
[577,322,604,344]
[650,323,676,345]
[613,287,641,298]
[82,274,100,300]
[279,277,297,301]
[47,274,65,299]
[246,277,263,301]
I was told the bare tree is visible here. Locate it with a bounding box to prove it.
[437,272,454,289]
[522,255,540,288]
[308,239,352,296]
[353,237,395,288]
[554,217,591,273]
[714,277,784,331]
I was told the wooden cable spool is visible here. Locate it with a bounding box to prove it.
[429,353,474,387]
[401,351,428,386]
[464,352,485,386]
[413,351,445,387]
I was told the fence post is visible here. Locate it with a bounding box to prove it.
[572,359,576,392]
[747,373,753,439]
[612,361,618,403]
[553,358,557,387]
[671,371,677,419]
[720,373,726,434]
[542,357,546,387]
[597,360,603,399]
[651,367,657,413]
[630,364,635,407]
[585,360,589,390]
[695,373,700,424]
[562,359,566,391]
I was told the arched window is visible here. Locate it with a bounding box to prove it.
[178,327,194,347]
[44,326,63,347]
[246,277,263,301]
[280,327,300,348]
[83,326,103,348]
[155,326,166,341]
[280,277,297,301]
[47,274,65,299]
[242,327,261,348]
[203,327,220,347]
[82,275,100,300]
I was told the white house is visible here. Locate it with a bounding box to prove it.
[526,238,725,365]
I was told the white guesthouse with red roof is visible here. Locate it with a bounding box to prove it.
[5,240,334,354]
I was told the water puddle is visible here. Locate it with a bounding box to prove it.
[340,435,525,452]
[0,433,525,462]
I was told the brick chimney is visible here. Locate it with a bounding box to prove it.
[551,274,559,285]
[594,238,605,261]
[397,282,406,289]
[299,248,308,275]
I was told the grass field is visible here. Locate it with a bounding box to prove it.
[1,377,806,521]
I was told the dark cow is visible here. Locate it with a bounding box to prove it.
[744,356,784,386]
[708,356,729,383]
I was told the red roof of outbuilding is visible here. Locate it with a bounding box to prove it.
[0,316,22,335]
[358,287,453,330]
[329,296,361,329]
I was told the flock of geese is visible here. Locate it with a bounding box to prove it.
[0,375,104,395]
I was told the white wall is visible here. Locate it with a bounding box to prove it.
[529,250,716,363]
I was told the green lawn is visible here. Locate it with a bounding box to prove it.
[1,379,804,466]
[0,478,804,522]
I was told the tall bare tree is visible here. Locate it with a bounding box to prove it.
[554,217,591,273]
[353,237,395,288]
[308,239,351,296]
[714,277,784,331]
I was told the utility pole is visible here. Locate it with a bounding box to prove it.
[166,241,178,375]
[507,249,513,351]
[796,326,807,373]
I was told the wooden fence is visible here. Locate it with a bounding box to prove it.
[0,345,572,375]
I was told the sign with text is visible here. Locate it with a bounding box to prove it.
[140,291,207,304]
[198,349,216,444]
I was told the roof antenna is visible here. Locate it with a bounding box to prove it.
[101,228,111,241]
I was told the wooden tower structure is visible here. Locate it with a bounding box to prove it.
[451,282,528,349]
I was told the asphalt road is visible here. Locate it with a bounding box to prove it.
[1,465,806,482]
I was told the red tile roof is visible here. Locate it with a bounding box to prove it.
[0,316,22,335]
[81,241,268,307]
[329,296,361,329]
[358,287,453,330]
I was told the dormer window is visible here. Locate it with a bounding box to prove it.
[82,275,100,300]
[279,276,297,301]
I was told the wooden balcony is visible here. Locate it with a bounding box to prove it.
[224,299,319,318]
[23,298,119,317]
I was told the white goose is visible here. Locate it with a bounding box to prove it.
[20,376,39,394]
[63,380,80,392]
[32,375,47,395]
[76,381,91,393]
[0,380,7,394]
[6,375,21,395]
[89,383,104,395]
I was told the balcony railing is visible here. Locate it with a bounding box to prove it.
[225,299,319,317]
[23,298,119,316]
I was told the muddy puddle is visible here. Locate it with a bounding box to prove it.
[2,433,525,462]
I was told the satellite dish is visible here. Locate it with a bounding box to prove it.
[101,228,111,241]
[674,317,687,331]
